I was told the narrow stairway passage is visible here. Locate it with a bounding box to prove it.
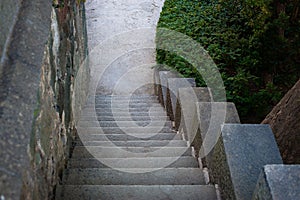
[55,95,217,199]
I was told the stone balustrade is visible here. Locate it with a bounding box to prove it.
[154,68,299,200]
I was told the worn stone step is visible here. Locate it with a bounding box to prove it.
[93,95,158,99]
[80,116,169,121]
[77,127,175,134]
[91,103,162,108]
[78,120,172,127]
[56,185,217,200]
[68,156,198,168]
[75,140,187,147]
[71,146,192,158]
[92,99,160,104]
[88,96,159,103]
[62,168,205,185]
[83,107,164,113]
[81,111,168,117]
[77,133,182,141]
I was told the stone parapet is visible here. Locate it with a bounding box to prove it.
[252,164,300,200]
[211,124,283,200]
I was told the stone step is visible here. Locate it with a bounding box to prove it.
[77,127,175,134]
[56,185,217,200]
[79,116,169,121]
[75,140,187,147]
[71,146,192,158]
[92,99,160,104]
[83,107,164,112]
[88,97,159,103]
[67,156,199,168]
[77,133,182,141]
[62,168,205,185]
[80,111,168,117]
[78,120,172,127]
[93,95,158,100]
[89,103,162,108]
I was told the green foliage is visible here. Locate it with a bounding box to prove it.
[156,0,300,122]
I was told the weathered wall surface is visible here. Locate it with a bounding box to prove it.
[0,0,21,60]
[0,0,89,199]
[262,79,300,164]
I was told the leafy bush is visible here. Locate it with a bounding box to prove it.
[156,0,300,122]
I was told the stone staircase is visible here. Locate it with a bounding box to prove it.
[55,95,217,199]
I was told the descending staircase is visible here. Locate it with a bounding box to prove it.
[56,95,217,199]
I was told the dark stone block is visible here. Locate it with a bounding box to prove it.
[211,124,283,200]
[166,78,196,121]
[191,102,240,167]
[158,71,179,108]
[253,164,300,200]
[175,87,212,136]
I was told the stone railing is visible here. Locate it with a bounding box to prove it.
[154,68,300,200]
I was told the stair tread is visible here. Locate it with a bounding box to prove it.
[77,127,175,134]
[56,185,217,200]
[62,168,205,185]
[78,120,172,127]
[75,140,187,147]
[71,146,193,158]
[68,156,199,168]
[77,133,182,141]
[80,116,169,121]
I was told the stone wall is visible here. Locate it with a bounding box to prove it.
[0,0,21,61]
[262,79,300,164]
[0,0,89,199]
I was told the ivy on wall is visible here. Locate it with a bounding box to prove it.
[156,0,300,122]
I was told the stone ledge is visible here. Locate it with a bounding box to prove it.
[0,0,52,199]
[211,124,283,200]
[191,102,240,167]
[252,164,300,200]
[166,78,196,121]
[158,71,179,108]
[175,87,212,133]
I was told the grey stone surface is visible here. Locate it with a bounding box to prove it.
[56,185,217,200]
[252,164,300,200]
[211,124,283,200]
[68,157,199,168]
[175,87,212,137]
[166,78,196,121]
[192,102,240,167]
[78,133,182,141]
[154,68,162,95]
[63,168,205,185]
[72,146,192,158]
[0,0,20,60]
[79,126,174,134]
[75,140,187,147]
[81,116,169,121]
[80,120,172,127]
[158,71,179,107]
[0,0,52,199]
